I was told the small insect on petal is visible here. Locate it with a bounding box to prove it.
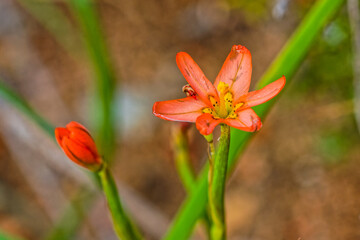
[182,84,197,100]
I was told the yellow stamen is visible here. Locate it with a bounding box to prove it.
[228,112,237,118]
[217,81,229,94]
[203,82,244,120]
[233,102,244,112]
[209,96,219,111]
[216,82,230,118]
[202,107,220,119]
[224,92,233,113]
[202,107,213,114]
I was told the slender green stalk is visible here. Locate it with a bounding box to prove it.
[98,166,142,240]
[203,133,215,166]
[202,132,216,237]
[68,0,117,161]
[173,126,196,191]
[0,81,54,136]
[163,0,345,239]
[204,134,215,237]
[209,141,215,164]
[173,125,212,236]
[208,125,230,240]
[16,0,81,53]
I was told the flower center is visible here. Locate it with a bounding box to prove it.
[202,82,244,119]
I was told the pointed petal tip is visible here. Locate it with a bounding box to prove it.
[152,101,167,120]
[66,121,86,129]
[176,52,191,65]
[228,45,251,61]
[152,102,169,120]
[272,75,286,94]
[176,51,188,57]
[152,101,159,115]
[215,44,252,99]
[279,75,286,85]
[231,45,250,55]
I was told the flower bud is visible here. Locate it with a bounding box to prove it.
[55,121,103,171]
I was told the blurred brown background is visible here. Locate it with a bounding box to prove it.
[0,0,359,239]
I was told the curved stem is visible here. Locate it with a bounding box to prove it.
[98,166,142,240]
[208,125,230,240]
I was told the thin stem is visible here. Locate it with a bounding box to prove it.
[203,133,215,167]
[203,133,216,237]
[98,166,142,240]
[0,81,54,137]
[173,125,212,236]
[68,0,117,161]
[208,125,230,240]
[173,126,196,191]
[209,139,216,167]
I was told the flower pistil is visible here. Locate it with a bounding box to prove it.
[202,82,244,120]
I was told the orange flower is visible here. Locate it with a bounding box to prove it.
[55,121,103,171]
[153,45,286,135]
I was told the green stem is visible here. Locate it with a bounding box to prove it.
[203,133,215,166]
[98,166,142,240]
[173,127,196,191]
[17,0,81,54]
[0,81,54,137]
[68,0,117,161]
[173,126,212,236]
[208,125,230,240]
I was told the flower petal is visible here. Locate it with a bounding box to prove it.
[55,127,70,147]
[243,76,286,108]
[66,121,87,130]
[176,52,219,105]
[214,45,252,100]
[153,96,207,122]
[224,108,262,132]
[61,136,99,167]
[195,113,222,135]
[66,122,98,156]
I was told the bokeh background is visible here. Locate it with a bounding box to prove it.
[0,0,359,239]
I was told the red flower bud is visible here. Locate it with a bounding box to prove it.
[55,121,103,171]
